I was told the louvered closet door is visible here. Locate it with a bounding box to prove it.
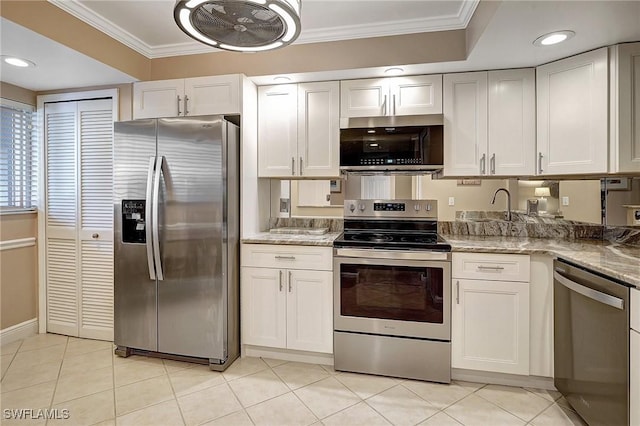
[78,99,114,340]
[45,99,114,340]
[45,102,79,336]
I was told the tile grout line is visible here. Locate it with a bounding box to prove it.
[162,356,188,426]
[45,336,69,426]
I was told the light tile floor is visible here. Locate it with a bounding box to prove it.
[1,334,587,426]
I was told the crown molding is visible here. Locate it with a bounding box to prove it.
[48,0,156,57]
[48,0,479,59]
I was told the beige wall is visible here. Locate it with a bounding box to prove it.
[150,30,466,80]
[0,213,38,330]
[1,82,37,106]
[419,175,509,221]
[559,180,602,224]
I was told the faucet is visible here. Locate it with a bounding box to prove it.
[491,188,512,221]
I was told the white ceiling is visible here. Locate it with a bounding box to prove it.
[1,1,640,92]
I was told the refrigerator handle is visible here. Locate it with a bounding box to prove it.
[152,155,166,281]
[145,156,156,280]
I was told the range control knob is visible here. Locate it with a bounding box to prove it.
[349,204,356,213]
[358,204,366,212]
[414,204,421,211]
[426,203,432,211]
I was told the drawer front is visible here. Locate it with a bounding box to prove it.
[452,252,530,282]
[241,244,333,271]
[632,288,640,332]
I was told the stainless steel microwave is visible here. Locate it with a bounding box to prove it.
[339,125,443,172]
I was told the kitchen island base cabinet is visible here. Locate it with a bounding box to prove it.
[240,244,333,355]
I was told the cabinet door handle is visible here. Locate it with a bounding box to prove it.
[177,95,182,116]
[538,152,544,174]
[288,271,292,292]
[480,153,486,175]
[291,157,295,176]
[456,280,460,304]
[184,95,189,116]
[275,255,296,260]
[490,153,496,175]
[279,270,283,292]
[392,94,396,116]
[477,265,505,270]
[92,233,99,239]
[382,94,388,116]
[299,157,303,176]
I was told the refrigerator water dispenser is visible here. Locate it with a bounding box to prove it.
[122,200,146,243]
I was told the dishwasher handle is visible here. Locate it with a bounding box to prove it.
[554,270,624,310]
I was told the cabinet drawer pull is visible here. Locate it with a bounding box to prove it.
[279,270,283,292]
[275,255,296,260]
[456,280,460,304]
[477,265,505,270]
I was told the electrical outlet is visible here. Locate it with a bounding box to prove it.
[448,197,455,206]
[562,196,570,206]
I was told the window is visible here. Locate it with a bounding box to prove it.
[0,100,37,210]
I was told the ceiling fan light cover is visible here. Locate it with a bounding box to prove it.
[174,0,301,52]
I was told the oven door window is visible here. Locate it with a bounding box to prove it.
[340,263,444,323]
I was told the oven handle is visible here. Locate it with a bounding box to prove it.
[554,270,624,310]
[334,248,450,261]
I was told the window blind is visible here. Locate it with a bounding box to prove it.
[0,101,37,210]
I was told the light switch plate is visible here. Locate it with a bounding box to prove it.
[562,196,570,206]
[448,197,455,206]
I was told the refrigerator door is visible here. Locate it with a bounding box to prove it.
[156,116,227,360]
[114,119,158,351]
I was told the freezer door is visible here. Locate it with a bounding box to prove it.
[114,119,158,351]
[156,116,227,360]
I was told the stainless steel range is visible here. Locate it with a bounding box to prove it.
[333,199,452,383]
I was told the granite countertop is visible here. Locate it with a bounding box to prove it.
[444,235,640,288]
[242,231,342,247]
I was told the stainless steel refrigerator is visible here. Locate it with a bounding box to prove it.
[113,115,239,370]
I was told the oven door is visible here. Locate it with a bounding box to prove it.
[334,251,451,340]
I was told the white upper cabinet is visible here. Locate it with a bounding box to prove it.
[133,79,183,119]
[536,48,609,175]
[610,42,640,173]
[444,69,535,177]
[133,75,240,119]
[443,72,488,176]
[183,75,241,116]
[488,69,536,175]
[298,82,340,177]
[340,75,442,118]
[258,84,298,177]
[258,81,340,178]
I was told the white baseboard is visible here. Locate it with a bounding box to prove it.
[242,345,334,366]
[452,368,556,390]
[0,318,38,346]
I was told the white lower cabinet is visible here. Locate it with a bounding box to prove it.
[632,288,640,426]
[240,244,333,354]
[452,253,530,375]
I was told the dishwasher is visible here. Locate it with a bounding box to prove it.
[554,258,630,426]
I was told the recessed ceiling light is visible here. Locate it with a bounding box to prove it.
[2,56,36,68]
[384,67,404,76]
[533,30,575,47]
[274,76,291,82]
